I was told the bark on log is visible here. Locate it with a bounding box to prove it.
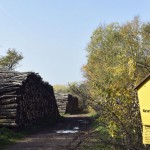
[0,104,17,109]
[0,115,16,119]
[0,122,17,127]
[0,95,20,101]
[0,98,17,105]
[0,119,16,123]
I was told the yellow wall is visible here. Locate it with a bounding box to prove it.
[138,79,150,125]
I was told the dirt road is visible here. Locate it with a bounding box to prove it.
[5,114,93,150]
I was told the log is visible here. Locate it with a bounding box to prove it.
[0,104,17,109]
[2,91,17,95]
[0,114,16,119]
[0,109,17,114]
[0,95,20,101]
[0,98,17,105]
[0,111,16,116]
[0,122,17,127]
[0,119,16,123]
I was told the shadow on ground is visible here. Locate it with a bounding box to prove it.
[4,114,93,150]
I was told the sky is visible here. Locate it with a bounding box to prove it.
[0,0,149,85]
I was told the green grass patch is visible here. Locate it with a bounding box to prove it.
[0,127,26,149]
[60,108,92,117]
[84,119,114,150]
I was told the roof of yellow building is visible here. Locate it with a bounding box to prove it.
[134,73,150,90]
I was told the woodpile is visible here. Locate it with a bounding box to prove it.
[55,93,68,114]
[0,71,59,128]
[66,94,79,114]
[55,93,79,114]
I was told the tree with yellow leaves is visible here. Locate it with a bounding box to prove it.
[82,17,150,149]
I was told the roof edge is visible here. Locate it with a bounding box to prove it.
[134,73,150,90]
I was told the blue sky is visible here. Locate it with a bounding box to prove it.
[0,0,149,85]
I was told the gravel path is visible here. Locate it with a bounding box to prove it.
[5,114,93,150]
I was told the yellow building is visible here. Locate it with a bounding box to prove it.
[135,73,150,144]
[135,73,150,125]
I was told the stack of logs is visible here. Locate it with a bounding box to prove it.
[0,71,59,127]
[55,93,79,114]
[55,93,68,114]
[66,94,79,114]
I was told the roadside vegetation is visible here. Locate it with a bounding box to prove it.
[53,84,70,94]
[54,82,89,110]
[0,128,25,149]
[71,17,150,149]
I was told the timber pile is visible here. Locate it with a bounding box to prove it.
[0,71,59,127]
[66,94,78,114]
[55,93,68,114]
[55,93,79,114]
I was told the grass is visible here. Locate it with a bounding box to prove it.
[81,117,115,150]
[0,127,26,149]
[61,107,97,118]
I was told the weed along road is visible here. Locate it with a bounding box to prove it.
[5,114,93,150]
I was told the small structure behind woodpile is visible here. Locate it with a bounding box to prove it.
[55,93,79,114]
[0,71,60,128]
[55,93,68,114]
[66,94,78,114]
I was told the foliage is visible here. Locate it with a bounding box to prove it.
[82,17,150,149]
[54,82,88,110]
[0,49,23,70]
[53,84,70,93]
[69,81,89,109]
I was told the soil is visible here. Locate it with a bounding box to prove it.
[4,114,94,150]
